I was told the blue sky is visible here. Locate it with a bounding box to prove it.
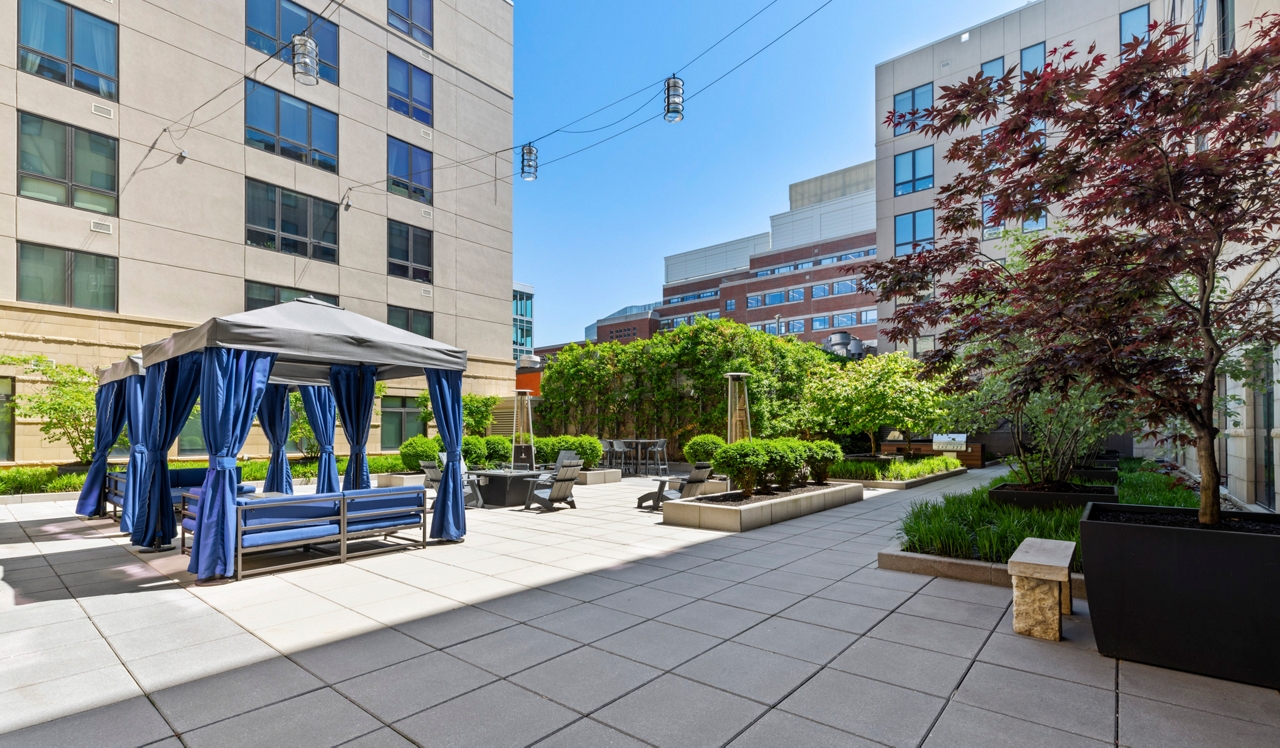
[512,0,1024,346]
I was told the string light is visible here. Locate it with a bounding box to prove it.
[521,143,538,180]
[664,75,685,122]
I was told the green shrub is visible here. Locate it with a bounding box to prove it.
[534,436,565,466]
[0,467,59,495]
[569,436,604,469]
[767,438,807,489]
[683,434,726,464]
[805,439,844,484]
[45,472,88,492]
[367,455,405,474]
[399,435,436,471]
[711,440,771,497]
[485,435,513,464]
[829,455,961,482]
[461,435,488,467]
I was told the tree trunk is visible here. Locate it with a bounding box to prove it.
[1195,426,1222,525]
[867,431,878,455]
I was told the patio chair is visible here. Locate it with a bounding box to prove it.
[525,460,583,511]
[637,462,712,510]
[645,439,670,476]
[438,452,484,509]
[600,438,621,469]
[535,450,578,478]
[612,439,634,474]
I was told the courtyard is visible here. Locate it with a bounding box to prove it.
[1,467,1276,747]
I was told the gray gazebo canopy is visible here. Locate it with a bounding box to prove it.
[140,296,467,376]
[98,354,145,385]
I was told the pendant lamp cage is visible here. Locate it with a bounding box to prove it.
[292,35,320,86]
[664,75,684,123]
[521,143,538,181]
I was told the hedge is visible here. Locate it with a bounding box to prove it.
[829,455,961,482]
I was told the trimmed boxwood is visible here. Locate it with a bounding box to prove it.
[683,434,727,464]
[805,440,844,484]
[711,440,771,497]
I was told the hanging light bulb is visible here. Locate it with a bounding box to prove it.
[292,34,319,86]
[664,75,684,122]
[521,143,538,181]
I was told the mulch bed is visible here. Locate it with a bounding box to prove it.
[694,482,830,507]
[1094,507,1280,536]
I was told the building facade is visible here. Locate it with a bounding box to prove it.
[512,280,532,359]
[659,161,879,349]
[873,0,1279,509]
[1,0,516,464]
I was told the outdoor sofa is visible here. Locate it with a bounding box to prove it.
[103,466,256,519]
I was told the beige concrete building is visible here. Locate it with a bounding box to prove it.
[0,0,516,465]
[872,0,1279,510]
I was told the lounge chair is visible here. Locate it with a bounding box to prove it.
[638,462,712,510]
[525,460,583,511]
[439,452,485,508]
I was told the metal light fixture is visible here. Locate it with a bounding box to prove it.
[520,143,538,181]
[664,75,684,123]
[292,35,319,86]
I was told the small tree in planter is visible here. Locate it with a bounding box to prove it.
[683,434,727,464]
[804,440,844,484]
[711,440,770,497]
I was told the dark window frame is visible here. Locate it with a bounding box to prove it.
[895,208,934,256]
[387,304,434,338]
[244,80,339,173]
[1021,42,1046,78]
[1119,4,1151,50]
[892,83,932,136]
[17,241,118,312]
[812,316,830,330]
[380,395,425,450]
[786,288,804,303]
[724,299,736,311]
[894,145,934,196]
[244,280,337,311]
[245,0,339,84]
[17,111,118,216]
[388,0,433,48]
[245,178,339,264]
[387,219,433,283]
[17,0,119,101]
[387,53,433,126]
[387,136,433,204]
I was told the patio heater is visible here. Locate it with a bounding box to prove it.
[512,389,535,469]
[724,373,752,444]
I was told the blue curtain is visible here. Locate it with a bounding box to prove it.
[330,365,376,490]
[132,352,202,549]
[117,374,147,535]
[299,385,339,494]
[75,380,126,517]
[426,368,465,540]
[188,349,276,581]
[258,384,293,494]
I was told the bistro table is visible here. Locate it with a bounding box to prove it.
[619,439,665,476]
[466,469,541,507]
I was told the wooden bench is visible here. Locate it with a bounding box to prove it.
[1008,537,1076,641]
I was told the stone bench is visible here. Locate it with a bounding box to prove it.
[1008,537,1076,641]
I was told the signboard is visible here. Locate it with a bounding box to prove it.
[932,433,967,452]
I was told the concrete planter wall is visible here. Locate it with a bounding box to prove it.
[879,541,1087,601]
[576,469,621,485]
[663,483,862,532]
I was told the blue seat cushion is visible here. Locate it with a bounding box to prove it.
[178,484,256,504]
[242,524,340,548]
[343,487,426,519]
[346,513,424,534]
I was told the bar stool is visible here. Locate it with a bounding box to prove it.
[612,439,633,474]
[599,438,620,469]
[646,439,669,476]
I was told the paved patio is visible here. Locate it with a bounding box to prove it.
[1,467,1277,747]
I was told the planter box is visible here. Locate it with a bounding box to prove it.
[990,482,1116,510]
[701,479,729,495]
[833,467,968,490]
[1080,502,1280,689]
[878,541,1087,600]
[1069,467,1119,484]
[1092,459,1120,469]
[377,473,425,488]
[663,483,862,532]
[576,468,621,485]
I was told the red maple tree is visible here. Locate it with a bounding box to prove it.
[866,18,1280,524]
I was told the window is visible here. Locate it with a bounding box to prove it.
[812,284,829,298]
[513,289,533,318]
[0,378,14,461]
[18,0,118,100]
[833,313,855,327]
[388,53,433,126]
[749,324,762,331]
[388,220,432,283]
[764,322,778,335]
[389,0,432,47]
[774,265,793,274]
[1218,0,1235,53]
[245,281,336,310]
[796,261,813,270]
[764,291,785,306]
[860,309,878,325]
[177,408,205,456]
[818,257,836,266]
[981,56,1004,81]
[18,112,117,215]
[982,193,1004,239]
[707,311,720,320]
[388,136,433,204]
[725,299,736,311]
[245,81,338,173]
[913,336,936,357]
[893,83,932,135]
[894,145,934,196]
[788,320,804,333]
[895,208,934,256]
[381,396,425,450]
[746,295,762,309]
[1023,210,1047,232]
[18,242,116,311]
[812,316,830,330]
[388,305,433,338]
[698,290,718,299]
[1021,42,1045,78]
[1120,5,1150,50]
[246,0,338,84]
[755,269,773,277]
[833,280,855,295]
[787,288,804,303]
[245,179,338,263]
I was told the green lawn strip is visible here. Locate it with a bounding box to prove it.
[897,458,1199,573]
[829,454,962,482]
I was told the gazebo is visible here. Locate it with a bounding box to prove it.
[78,297,469,582]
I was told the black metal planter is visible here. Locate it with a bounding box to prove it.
[1080,502,1280,689]
[989,482,1117,510]
[1069,467,1119,484]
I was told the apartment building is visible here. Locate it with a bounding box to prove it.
[512,280,532,359]
[1,0,515,464]
[873,0,1278,509]
[660,161,879,349]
